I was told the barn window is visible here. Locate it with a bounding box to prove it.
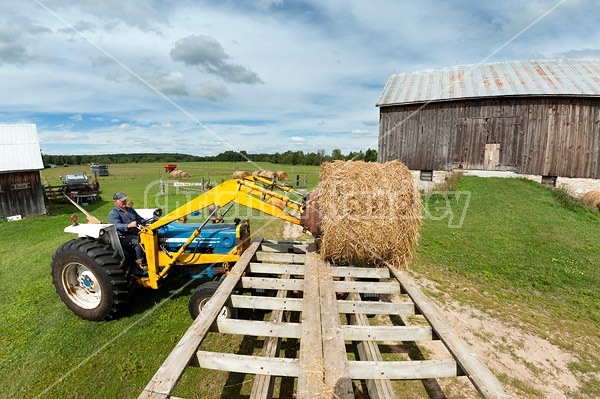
[420,170,433,182]
[541,175,557,187]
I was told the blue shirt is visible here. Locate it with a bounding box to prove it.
[108,206,145,235]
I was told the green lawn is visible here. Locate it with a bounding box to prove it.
[415,176,600,398]
[0,167,598,398]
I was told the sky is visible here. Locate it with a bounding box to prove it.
[1,0,599,157]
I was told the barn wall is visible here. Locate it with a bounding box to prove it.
[378,97,600,178]
[0,171,46,218]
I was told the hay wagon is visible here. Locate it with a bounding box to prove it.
[139,238,509,399]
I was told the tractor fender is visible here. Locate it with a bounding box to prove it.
[64,224,124,258]
[64,223,114,238]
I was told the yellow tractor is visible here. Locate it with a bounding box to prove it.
[51,175,322,321]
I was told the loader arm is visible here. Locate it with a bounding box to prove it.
[146,177,302,231]
[137,177,311,288]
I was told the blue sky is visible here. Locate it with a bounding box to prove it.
[1,0,598,156]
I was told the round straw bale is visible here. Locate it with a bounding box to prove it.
[318,160,421,270]
[581,190,600,210]
[267,196,286,210]
[276,171,289,181]
[252,170,261,177]
[170,170,182,178]
[233,170,250,179]
[180,171,190,179]
[259,170,276,180]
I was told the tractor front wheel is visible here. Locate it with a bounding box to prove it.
[51,238,131,321]
[188,281,237,320]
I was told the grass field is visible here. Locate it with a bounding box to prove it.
[1,164,599,398]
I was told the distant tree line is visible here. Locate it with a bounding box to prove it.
[42,148,377,167]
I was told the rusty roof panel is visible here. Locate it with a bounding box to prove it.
[377,59,600,106]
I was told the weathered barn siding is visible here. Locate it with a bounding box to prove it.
[378,97,600,178]
[0,171,46,218]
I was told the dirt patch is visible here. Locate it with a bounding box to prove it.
[282,222,306,239]
[409,275,580,398]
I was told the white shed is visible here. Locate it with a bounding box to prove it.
[0,124,46,218]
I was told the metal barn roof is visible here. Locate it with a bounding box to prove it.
[0,124,44,172]
[377,59,600,106]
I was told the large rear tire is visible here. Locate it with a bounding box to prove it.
[51,238,132,321]
[188,281,237,320]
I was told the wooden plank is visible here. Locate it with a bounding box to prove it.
[251,274,290,399]
[391,269,510,399]
[215,318,301,338]
[230,294,304,312]
[249,262,305,275]
[337,300,414,315]
[254,252,306,264]
[260,241,307,253]
[329,266,390,279]
[297,247,325,399]
[342,325,433,341]
[318,259,354,398]
[262,239,306,246]
[138,238,262,399]
[241,276,304,291]
[348,292,396,399]
[333,280,400,294]
[138,394,168,399]
[197,351,299,376]
[347,359,459,380]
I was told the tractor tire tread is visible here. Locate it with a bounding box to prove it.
[51,238,132,321]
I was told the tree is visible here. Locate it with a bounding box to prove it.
[331,148,343,160]
[364,148,378,162]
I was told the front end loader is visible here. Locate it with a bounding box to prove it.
[50,175,322,321]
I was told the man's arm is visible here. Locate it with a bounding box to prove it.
[129,207,147,224]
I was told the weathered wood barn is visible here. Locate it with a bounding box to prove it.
[377,59,600,179]
[0,124,46,218]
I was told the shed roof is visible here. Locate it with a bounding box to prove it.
[377,59,600,107]
[0,124,44,172]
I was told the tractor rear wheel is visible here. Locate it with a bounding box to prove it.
[51,238,131,321]
[188,281,237,320]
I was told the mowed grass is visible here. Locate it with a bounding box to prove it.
[1,162,319,399]
[415,176,600,398]
[0,165,598,398]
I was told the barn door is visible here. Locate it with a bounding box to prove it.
[454,116,519,171]
[484,143,500,170]
[454,117,488,169]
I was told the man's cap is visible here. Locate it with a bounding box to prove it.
[113,192,127,201]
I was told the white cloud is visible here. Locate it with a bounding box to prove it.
[2,0,598,156]
[170,34,263,84]
[351,130,372,137]
[135,70,189,96]
[256,0,284,10]
[41,0,169,33]
[194,81,229,102]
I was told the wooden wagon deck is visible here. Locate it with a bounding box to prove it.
[139,238,510,399]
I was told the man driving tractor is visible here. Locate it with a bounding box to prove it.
[108,191,147,271]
